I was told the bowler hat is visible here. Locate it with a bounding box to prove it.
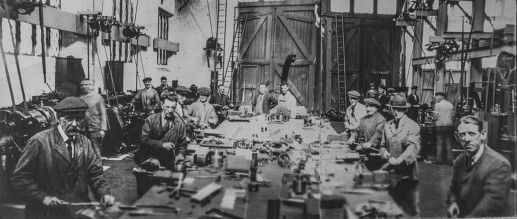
[387,88,395,92]
[142,77,152,82]
[198,87,211,95]
[364,98,381,107]
[54,97,89,112]
[176,86,191,94]
[435,91,447,98]
[386,94,410,108]
[348,90,361,98]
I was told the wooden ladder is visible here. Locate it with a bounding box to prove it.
[222,12,248,95]
[335,13,347,111]
[215,0,228,87]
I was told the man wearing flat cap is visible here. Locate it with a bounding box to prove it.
[434,91,454,165]
[139,95,188,170]
[407,86,420,122]
[379,94,421,217]
[131,77,161,114]
[343,91,367,140]
[12,97,115,219]
[175,86,191,119]
[350,98,386,153]
[188,87,218,126]
[366,83,378,99]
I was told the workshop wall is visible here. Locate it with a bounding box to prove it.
[0,0,240,108]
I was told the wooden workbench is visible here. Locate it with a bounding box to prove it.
[118,117,403,218]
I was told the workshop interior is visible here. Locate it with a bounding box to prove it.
[0,0,516,218]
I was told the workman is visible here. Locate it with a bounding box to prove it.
[379,94,420,217]
[407,86,420,122]
[342,90,366,141]
[377,84,392,120]
[155,76,172,99]
[131,77,161,113]
[79,78,108,157]
[349,98,386,150]
[12,97,115,219]
[434,91,455,165]
[210,84,232,108]
[277,83,297,118]
[188,87,218,126]
[366,83,378,99]
[175,86,191,119]
[447,115,512,218]
[138,95,188,170]
[252,83,278,114]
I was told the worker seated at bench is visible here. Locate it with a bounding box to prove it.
[135,94,189,170]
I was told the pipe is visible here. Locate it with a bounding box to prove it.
[2,0,28,113]
[0,28,16,108]
[39,0,47,83]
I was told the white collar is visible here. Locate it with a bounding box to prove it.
[57,125,69,142]
[471,144,484,164]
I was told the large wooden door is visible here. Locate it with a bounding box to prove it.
[327,17,401,110]
[237,2,317,109]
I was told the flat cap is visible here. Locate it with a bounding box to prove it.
[386,94,410,108]
[369,83,376,86]
[142,77,152,82]
[347,90,361,98]
[198,87,211,95]
[411,85,418,90]
[176,86,191,94]
[54,97,89,112]
[435,91,447,97]
[364,98,381,107]
[387,88,395,92]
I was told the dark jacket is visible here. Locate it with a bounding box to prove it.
[252,92,278,114]
[210,92,231,107]
[447,146,512,218]
[380,115,420,180]
[139,113,188,168]
[131,88,161,113]
[377,94,393,120]
[407,93,420,121]
[350,111,386,147]
[12,126,110,219]
[155,85,172,98]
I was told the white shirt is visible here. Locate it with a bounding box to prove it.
[434,99,454,127]
[471,144,484,166]
[58,125,74,158]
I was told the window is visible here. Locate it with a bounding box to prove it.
[421,70,436,107]
[331,0,350,12]
[157,8,173,65]
[377,0,397,15]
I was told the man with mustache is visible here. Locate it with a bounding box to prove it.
[447,115,511,218]
[12,97,114,219]
[138,95,188,170]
